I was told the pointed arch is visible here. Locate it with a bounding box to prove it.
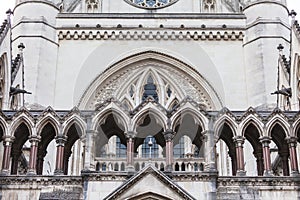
[266,115,290,138]
[10,121,31,175]
[36,114,60,136]
[292,117,300,137]
[215,114,237,176]
[242,119,264,176]
[10,114,34,136]
[132,104,168,132]
[92,102,130,132]
[214,114,238,139]
[62,114,86,137]
[77,50,223,110]
[170,104,208,131]
[0,115,8,138]
[240,115,264,137]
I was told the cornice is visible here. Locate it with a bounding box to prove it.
[57,13,246,20]
[58,30,244,41]
[218,176,300,187]
[0,176,82,186]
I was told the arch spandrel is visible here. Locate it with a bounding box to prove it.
[76,50,224,110]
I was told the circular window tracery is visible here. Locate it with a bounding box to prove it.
[125,0,179,9]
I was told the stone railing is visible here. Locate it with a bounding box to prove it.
[94,157,205,172]
[134,158,166,171]
[174,157,205,172]
[95,157,127,172]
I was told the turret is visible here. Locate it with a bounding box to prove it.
[12,0,59,108]
[243,0,290,109]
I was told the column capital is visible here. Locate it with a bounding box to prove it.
[2,135,15,144]
[233,136,245,146]
[29,135,41,143]
[55,135,67,145]
[259,136,272,146]
[163,129,175,141]
[286,136,298,145]
[86,129,98,135]
[125,131,136,139]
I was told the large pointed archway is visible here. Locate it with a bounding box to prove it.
[77,51,223,111]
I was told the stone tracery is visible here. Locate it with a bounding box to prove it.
[82,52,218,111]
[125,0,179,9]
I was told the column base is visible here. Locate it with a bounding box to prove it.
[236,170,246,176]
[26,169,37,176]
[126,165,135,172]
[263,170,273,176]
[0,169,10,176]
[291,170,300,176]
[165,164,173,172]
[54,169,64,175]
[204,162,217,173]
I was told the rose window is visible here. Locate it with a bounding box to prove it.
[125,0,178,9]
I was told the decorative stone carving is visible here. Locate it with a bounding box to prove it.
[89,62,214,110]
[203,0,216,13]
[86,0,99,12]
[124,0,179,9]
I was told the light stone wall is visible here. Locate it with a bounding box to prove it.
[243,1,290,109]
[177,181,217,200]
[86,181,124,200]
[62,39,241,109]
[12,1,59,108]
[0,23,12,110]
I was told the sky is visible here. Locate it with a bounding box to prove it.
[0,0,299,23]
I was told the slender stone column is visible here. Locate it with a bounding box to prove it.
[82,130,97,172]
[254,152,264,176]
[286,136,299,175]
[1,136,14,175]
[233,136,246,176]
[260,136,272,176]
[125,131,135,172]
[203,130,217,172]
[27,135,41,175]
[164,130,174,172]
[82,115,97,172]
[280,152,289,176]
[54,135,67,175]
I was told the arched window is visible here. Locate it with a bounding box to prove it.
[142,75,158,102]
[126,0,178,9]
[142,136,159,158]
[174,137,185,158]
[116,137,126,158]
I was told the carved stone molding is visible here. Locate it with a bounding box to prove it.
[58,30,244,41]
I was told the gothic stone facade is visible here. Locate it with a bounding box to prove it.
[0,0,300,199]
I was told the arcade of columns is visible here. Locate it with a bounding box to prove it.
[0,102,299,177]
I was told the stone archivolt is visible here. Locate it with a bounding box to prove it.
[80,51,221,110]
